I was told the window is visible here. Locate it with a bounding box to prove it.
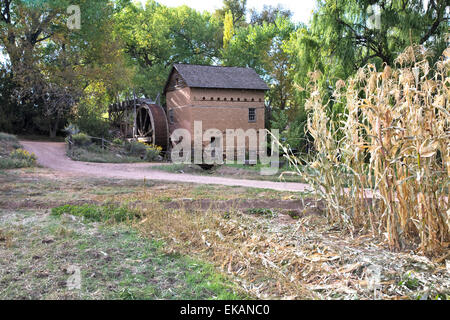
[202,97,206,100]
[248,108,256,122]
[169,109,174,124]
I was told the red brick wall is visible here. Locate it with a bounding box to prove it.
[166,87,266,153]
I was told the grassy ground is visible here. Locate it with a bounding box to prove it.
[67,145,146,163]
[0,209,241,299]
[0,171,246,300]
[0,168,448,300]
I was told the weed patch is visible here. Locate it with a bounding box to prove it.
[51,204,140,223]
[0,134,36,170]
[245,208,277,218]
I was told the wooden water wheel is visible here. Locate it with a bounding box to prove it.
[136,105,154,141]
[109,98,169,150]
[134,102,169,150]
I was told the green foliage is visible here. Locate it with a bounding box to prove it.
[68,145,144,163]
[115,1,221,97]
[0,70,24,134]
[0,0,126,137]
[271,109,308,152]
[125,141,147,157]
[10,149,36,162]
[72,110,110,139]
[64,124,80,136]
[399,272,421,290]
[286,0,449,97]
[0,147,37,169]
[246,208,277,218]
[144,144,162,162]
[113,138,124,146]
[214,0,247,27]
[71,133,92,147]
[51,204,140,223]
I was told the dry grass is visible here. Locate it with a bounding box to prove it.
[278,45,449,255]
[2,169,448,299]
[112,188,450,300]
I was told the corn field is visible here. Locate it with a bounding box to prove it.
[280,45,449,255]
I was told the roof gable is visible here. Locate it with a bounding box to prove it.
[164,64,269,92]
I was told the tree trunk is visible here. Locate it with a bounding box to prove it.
[49,118,59,138]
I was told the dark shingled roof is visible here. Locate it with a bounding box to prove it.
[167,64,269,91]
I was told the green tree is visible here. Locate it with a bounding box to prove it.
[0,0,125,136]
[249,4,292,26]
[115,1,222,98]
[215,0,247,26]
[288,0,449,88]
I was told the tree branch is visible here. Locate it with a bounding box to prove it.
[420,3,447,44]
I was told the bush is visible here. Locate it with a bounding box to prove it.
[0,132,18,142]
[0,158,22,169]
[64,124,80,136]
[113,138,123,146]
[125,141,162,161]
[126,140,147,157]
[74,110,111,139]
[71,133,91,147]
[10,148,36,165]
[0,148,37,169]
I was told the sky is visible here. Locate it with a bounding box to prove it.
[138,0,317,24]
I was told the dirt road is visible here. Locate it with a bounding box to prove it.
[20,141,312,192]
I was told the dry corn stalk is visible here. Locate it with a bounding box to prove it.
[285,45,449,254]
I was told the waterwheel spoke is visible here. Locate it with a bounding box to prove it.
[143,110,149,130]
[137,109,144,137]
[145,116,152,136]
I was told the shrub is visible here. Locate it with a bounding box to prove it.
[113,138,123,146]
[0,132,18,142]
[71,133,91,147]
[73,106,111,139]
[126,140,147,157]
[0,148,37,169]
[144,144,162,162]
[64,124,80,136]
[10,148,36,165]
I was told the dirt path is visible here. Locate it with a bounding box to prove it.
[20,141,312,192]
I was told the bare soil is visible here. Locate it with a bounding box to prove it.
[20,141,312,192]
